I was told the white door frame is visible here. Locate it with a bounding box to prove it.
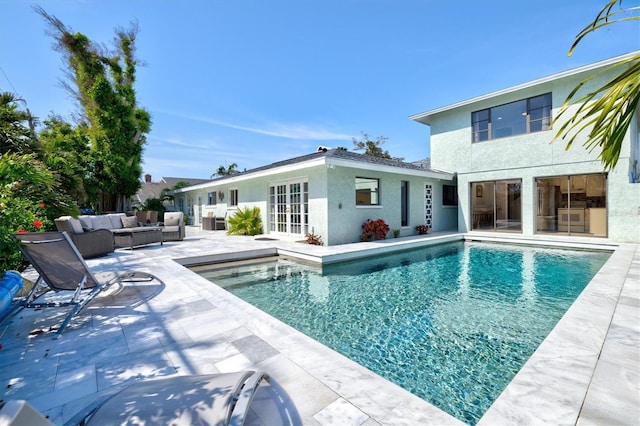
[269,180,308,237]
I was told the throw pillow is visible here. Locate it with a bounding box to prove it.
[121,216,139,228]
[68,217,85,234]
[164,216,180,226]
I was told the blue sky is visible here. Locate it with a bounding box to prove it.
[1,1,638,180]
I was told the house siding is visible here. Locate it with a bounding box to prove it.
[424,55,640,242]
[175,155,457,246]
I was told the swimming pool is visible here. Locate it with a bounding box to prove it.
[195,241,611,424]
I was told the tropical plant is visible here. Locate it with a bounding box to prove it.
[416,224,429,235]
[305,232,323,246]
[352,132,404,162]
[360,218,390,241]
[553,0,639,171]
[136,197,165,213]
[0,92,39,155]
[39,116,91,209]
[226,206,263,236]
[211,163,239,179]
[0,153,55,271]
[36,6,150,212]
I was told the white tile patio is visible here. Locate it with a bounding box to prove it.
[0,227,637,425]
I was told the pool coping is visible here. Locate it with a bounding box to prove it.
[1,229,635,424]
[178,231,635,424]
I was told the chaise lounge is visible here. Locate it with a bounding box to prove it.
[5,231,163,336]
[0,371,270,426]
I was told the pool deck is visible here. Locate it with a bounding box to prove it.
[0,228,637,425]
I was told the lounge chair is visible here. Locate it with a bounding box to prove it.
[5,231,163,336]
[63,371,269,426]
[0,371,269,426]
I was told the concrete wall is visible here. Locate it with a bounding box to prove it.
[178,162,458,246]
[428,63,640,242]
[325,165,456,245]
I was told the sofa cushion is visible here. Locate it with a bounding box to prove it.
[67,217,84,234]
[121,215,139,228]
[108,213,126,229]
[78,216,93,230]
[91,215,113,230]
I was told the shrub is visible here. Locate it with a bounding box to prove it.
[226,206,263,236]
[416,224,429,235]
[305,233,323,246]
[393,229,400,238]
[0,154,56,271]
[360,218,390,242]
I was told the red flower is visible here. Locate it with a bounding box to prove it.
[33,220,43,229]
[39,203,45,208]
[16,229,27,234]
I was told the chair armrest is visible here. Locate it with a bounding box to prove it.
[68,229,114,258]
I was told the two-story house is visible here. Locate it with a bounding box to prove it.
[411,52,640,243]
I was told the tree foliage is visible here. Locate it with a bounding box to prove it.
[39,116,91,208]
[352,132,404,161]
[0,92,39,155]
[36,6,151,212]
[212,162,239,178]
[0,153,55,271]
[553,0,640,171]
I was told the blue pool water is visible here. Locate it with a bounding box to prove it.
[196,241,610,424]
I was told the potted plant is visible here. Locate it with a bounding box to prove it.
[416,224,429,235]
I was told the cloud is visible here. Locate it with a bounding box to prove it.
[153,108,352,141]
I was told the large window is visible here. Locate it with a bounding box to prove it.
[472,93,552,142]
[356,177,379,206]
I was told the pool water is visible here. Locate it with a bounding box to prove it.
[196,241,610,424]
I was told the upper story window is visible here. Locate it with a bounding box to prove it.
[355,177,379,205]
[472,93,552,142]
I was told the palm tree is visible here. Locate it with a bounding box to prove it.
[211,162,239,179]
[553,0,639,171]
[0,92,40,155]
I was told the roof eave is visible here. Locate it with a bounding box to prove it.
[409,51,639,126]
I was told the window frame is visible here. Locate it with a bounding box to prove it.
[472,92,552,143]
[355,177,380,206]
[229,189,238,207]
[442,184,458,206]
[207,191,217,206]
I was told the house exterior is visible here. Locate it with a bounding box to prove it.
[134,175,209,211]
[173,149,457,245]
[410,52,640,243]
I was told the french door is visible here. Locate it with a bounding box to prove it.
[269,180,308,237]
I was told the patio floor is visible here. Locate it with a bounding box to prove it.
[0,227,637,425]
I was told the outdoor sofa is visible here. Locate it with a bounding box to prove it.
[55,213,163,256]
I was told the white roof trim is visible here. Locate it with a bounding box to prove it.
[409,51,639,125]
[173,156,453,193]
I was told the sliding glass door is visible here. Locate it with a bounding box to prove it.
[471,179,522,232]
[536,174,607,236]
